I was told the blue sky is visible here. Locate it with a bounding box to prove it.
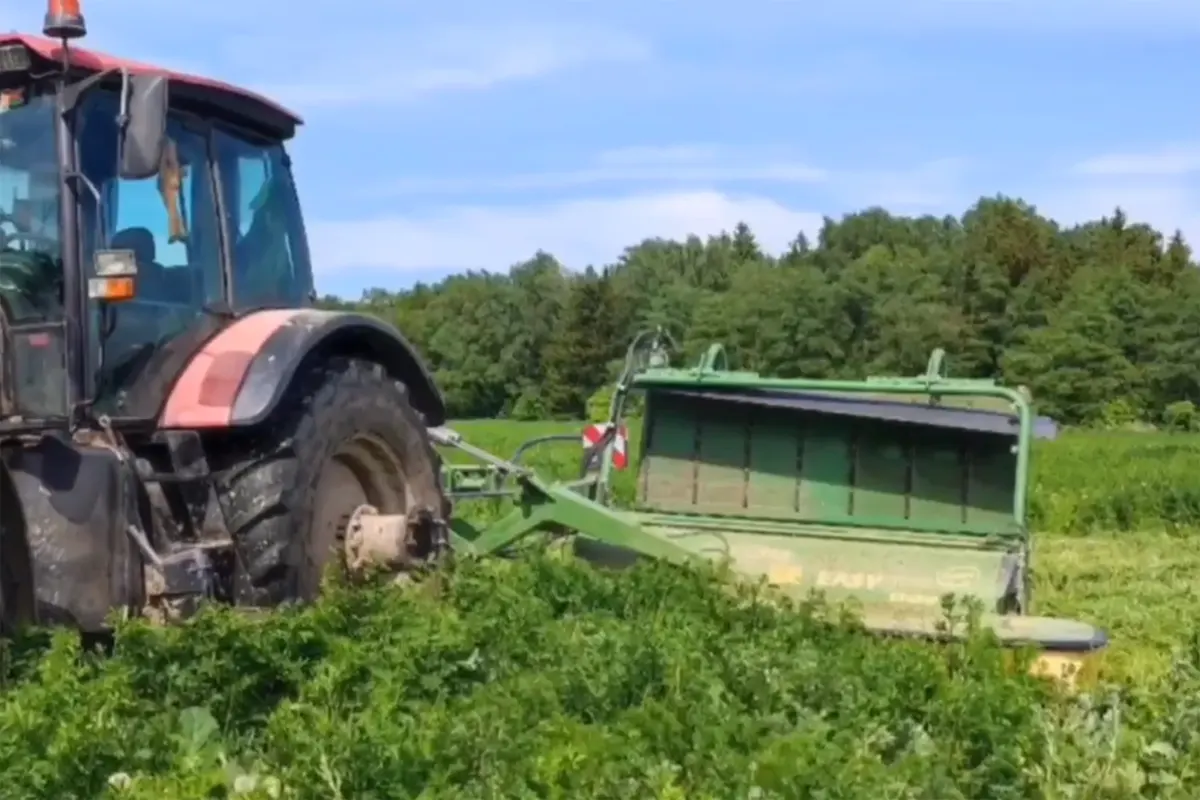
[7,0,1200,298]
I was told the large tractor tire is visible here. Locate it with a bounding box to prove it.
[216,357,449,606]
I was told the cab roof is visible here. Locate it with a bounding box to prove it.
[0,33,303,140]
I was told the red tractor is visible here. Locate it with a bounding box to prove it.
[0,1,450,632]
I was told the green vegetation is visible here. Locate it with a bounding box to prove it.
[323,201,1200,429]
[1032,430,1200,534]
[10,203,1200,796]
[3,423,1200,797]
[0,556,1153,800]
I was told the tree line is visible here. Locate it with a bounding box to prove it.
[318,196,1200,427]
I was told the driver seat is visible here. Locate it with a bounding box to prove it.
[110,227,169,301]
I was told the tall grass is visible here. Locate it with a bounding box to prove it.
[1032,430,1200,534]
[5,554,1200,798]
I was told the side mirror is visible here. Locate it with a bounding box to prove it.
[119,73,168,180]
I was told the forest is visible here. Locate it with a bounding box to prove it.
[319,196,1200,428]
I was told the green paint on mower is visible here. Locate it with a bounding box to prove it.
[436,331,1107,685]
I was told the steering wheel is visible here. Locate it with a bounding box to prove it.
[0,212,61,321]
[0,211,55,252]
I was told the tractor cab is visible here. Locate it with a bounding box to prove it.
[0,3,453,640]
[0,3,312,431]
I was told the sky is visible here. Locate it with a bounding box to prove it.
[5,0,1200,298]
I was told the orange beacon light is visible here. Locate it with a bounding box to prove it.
[44,0,87,40]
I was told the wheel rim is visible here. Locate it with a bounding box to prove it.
[307,434,408,595]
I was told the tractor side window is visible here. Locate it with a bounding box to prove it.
[77,91,225,411]
[213,129,313,310]
[108,131,223,307]
[0,91,63,326]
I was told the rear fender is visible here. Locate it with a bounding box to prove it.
[160,309,445,429]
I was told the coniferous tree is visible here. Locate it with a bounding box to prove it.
[542,267,621,417]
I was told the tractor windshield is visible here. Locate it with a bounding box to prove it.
[0,89,62,325]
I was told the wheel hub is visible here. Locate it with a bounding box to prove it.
[340,503,449,576]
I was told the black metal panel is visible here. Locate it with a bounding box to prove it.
[9,321,68,418]
[654,388,1058,440]
[3,436,142,630]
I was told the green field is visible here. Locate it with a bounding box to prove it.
[4,423,1200,797]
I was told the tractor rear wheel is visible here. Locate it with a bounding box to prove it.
[217,357,448,606]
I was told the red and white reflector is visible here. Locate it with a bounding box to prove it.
[582,423,628,470]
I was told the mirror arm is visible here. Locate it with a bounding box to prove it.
[62,169,108,249]
[116,66,129,129]
[59,66,120,114]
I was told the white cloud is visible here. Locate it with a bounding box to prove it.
[308,191,822,274]
[1073,144,1200,177]
[25,6,653,111]
[382,165,827,195]
[832,157,972,211]
[308,142,1200,286]
[596,145,722,165]
[375,144,827,196]
[249,26,650,110]
[772,0,1200,34]
[318,151,972,279]
[77,0,1200,35]
[382,165,822,194]
[1047,144,1200,247]
[1036,179,1199,243]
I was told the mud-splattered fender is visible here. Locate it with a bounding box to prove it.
[159,309,445,429]
[3,438,142,631]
